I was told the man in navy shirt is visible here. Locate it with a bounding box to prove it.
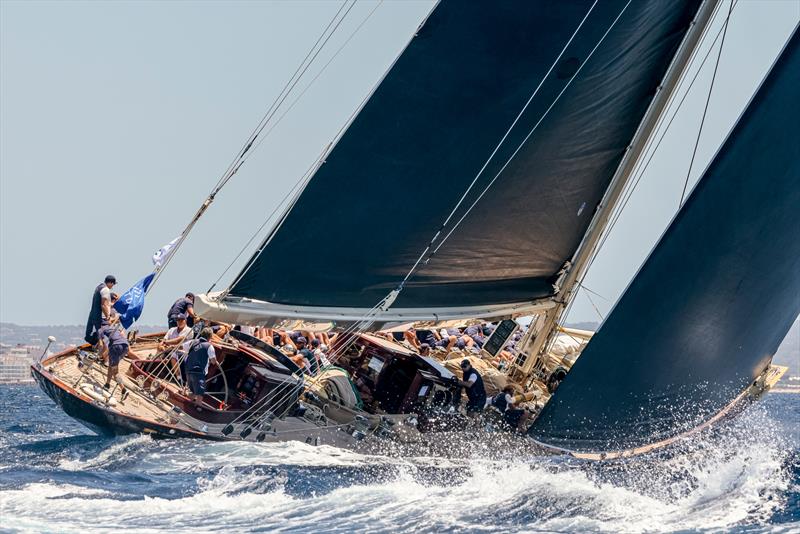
[455,359,487,415]
[183,327,217,406]
[167,293,196,328]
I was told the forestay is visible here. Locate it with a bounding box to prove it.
[226,0,702,316]
[529,26,800,453]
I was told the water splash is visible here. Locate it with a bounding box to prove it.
[0,386,797,533]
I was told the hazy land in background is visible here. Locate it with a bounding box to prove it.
[3,318,797,378]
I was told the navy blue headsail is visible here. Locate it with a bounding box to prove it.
[529,26,800,453]
[228,0,702,313]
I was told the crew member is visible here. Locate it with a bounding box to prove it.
[312,339,332,369]
[108,293,120,325]
[490,385,529,432]
[159,313,192,380]
[84,275,116,344]
[455,359,487,415]
[167,293,196,328]
[98,322,128,390]
[183,327,217,407]
[465,324,486,348]
[209,323,230,343]
[296,336,318,373]
[282,343,310,374]
[415,329,440,347]
[403,328,421,350]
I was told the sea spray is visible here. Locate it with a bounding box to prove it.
[0,385,797,533]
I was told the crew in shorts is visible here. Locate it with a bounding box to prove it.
[98,323,129,390]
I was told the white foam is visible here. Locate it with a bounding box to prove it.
[2,405,796,533]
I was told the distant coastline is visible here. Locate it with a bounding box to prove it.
[3,319,798,377]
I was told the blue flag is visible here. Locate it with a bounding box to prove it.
[113,273,155,329]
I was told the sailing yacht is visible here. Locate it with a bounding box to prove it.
[33,0,799,459]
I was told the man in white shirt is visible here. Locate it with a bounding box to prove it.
[159,314,192,350]
[159,314,192,380]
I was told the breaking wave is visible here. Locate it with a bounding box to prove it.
[0,386,797,533]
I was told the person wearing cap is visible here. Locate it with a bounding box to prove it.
[167,293,196,328]
[454,359,487,415]
[84,275,116,345]
[98,322,128,390]
[158,313,192,377]
[490,385,529,432]
[296,336,316,374]
[182,327,217,407]
[158,313,192,350]
[282,343,310,374]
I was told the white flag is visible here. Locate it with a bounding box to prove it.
[152,236,181,268]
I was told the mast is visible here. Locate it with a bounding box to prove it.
[203,1,710,328]
[517,0,721,375]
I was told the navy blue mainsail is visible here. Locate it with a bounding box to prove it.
[529,26,800,452]
[230,0,702,310]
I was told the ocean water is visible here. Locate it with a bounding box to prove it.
[0,385,797,533]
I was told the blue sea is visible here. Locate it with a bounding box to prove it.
[0,384,797,533]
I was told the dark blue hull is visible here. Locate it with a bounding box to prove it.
[31,364,211,440]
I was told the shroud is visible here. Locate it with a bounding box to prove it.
[228,0,702,312]
[528,26,800,453]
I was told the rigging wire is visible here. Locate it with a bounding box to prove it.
[248,1,385,158]
[220,0,653,424]
[579,283,609,302]
[146,0,356,294]
[223,0,440,297]
[213,0,358,194]
[427,0,632,259]
[207,1,384,293]
[580,283,606,322]
[207,144,329,293]
[578,0,738,285]
[679,0,734,206]
[395,0,601,288]
[211,1,352,192]
[558,0,738,330]
[252,2,636,416]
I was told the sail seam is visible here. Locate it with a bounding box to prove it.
[397,0,602,289]
[572,0,739,320]
[427,0,634,259]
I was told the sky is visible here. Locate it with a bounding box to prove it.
[1,0,798,328]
